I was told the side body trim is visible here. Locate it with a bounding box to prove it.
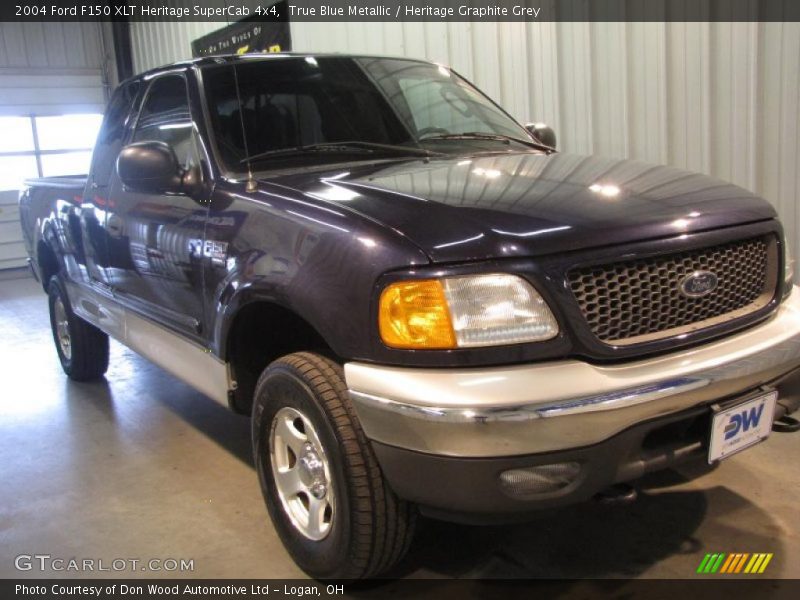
[65,280,231,406]
[124,309,230,406]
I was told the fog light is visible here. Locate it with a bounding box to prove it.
[499,462,581,497]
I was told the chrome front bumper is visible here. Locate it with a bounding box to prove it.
[346,289,800,458]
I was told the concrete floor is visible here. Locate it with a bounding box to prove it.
[1,271,799,581]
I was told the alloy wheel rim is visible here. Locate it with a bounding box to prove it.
[269,406,335,541]
[54,297,72,360]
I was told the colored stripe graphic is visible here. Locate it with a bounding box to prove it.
[755,554,766,573]
[744,554,759,573]
[719,554,735,573]
[734,553,749,573]
[720,553,738,573]
[758,553,773,574]
[702,554,718,574]
[697,554,712,574]
[698,552,774,575]
[710,553,726,573]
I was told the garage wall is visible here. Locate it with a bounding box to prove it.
[0,22,111,269]
[130,21,219,76]
[131,20,800,260]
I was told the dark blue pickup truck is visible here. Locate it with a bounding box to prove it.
[19,54,800,579]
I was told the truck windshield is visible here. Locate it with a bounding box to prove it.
[202,56,535,171]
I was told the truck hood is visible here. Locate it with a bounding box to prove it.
[263,152,777,263]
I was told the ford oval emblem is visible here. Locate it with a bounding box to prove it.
[679,271,718,298]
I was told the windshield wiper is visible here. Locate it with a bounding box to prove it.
[240,141,438,163]
[418,132,551,152]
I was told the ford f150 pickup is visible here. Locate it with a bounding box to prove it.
[19,54,800,579]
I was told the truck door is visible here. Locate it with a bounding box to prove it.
[80,80,142,286]
[105,73,208,341]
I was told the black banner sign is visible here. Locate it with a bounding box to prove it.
[4,579,800,599]
[4,0,800,22]
[191,6,291,58]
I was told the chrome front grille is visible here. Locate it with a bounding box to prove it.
[568,235,778,345]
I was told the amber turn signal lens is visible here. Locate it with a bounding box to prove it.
[379,280,456,349]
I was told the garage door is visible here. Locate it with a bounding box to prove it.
[0,22,109,270]
[0,190,24,270]
[0,79,105,270]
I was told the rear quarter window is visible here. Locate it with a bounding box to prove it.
[90,81,142,188]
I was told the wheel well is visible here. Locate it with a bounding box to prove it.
[37,240,59,291]
[226,302,337,414]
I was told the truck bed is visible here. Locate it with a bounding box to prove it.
[19,175,88,285]
[23,175,88,189]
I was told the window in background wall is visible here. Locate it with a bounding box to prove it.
[0,117,38,191]
[0,114,103,191]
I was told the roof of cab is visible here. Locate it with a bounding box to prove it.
[123,53,435,86]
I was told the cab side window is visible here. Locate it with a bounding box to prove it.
[133,75,199,169]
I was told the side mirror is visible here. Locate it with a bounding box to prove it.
[525,122,557,150]
[117,141,184,194]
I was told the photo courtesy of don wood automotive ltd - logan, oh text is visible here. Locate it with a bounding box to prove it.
[1,0,800,599]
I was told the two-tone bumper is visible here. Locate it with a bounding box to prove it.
[345,290,800,520]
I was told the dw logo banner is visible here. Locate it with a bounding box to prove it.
[724,404,765,440]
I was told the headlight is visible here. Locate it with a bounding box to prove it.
[378,274,558,349]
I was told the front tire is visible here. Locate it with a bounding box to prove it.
[252,352,415,579]
[48,276,109,381]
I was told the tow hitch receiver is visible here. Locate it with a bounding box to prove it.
[773,415,800,433]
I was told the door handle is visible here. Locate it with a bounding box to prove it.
[106,215,123,237]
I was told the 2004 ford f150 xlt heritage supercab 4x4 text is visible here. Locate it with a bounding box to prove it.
[19,54,800,579]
